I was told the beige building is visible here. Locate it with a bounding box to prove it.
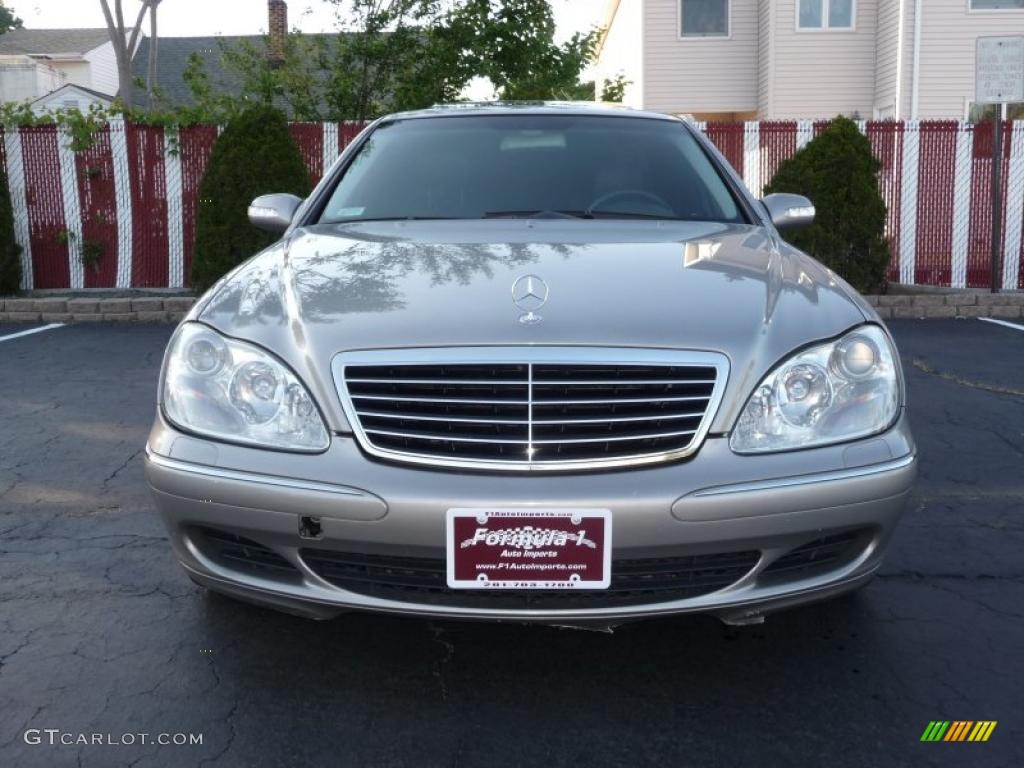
[595,0,1024,121]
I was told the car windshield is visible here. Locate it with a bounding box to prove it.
[319,114,745,224]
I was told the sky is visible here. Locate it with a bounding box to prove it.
[6,0,607,43]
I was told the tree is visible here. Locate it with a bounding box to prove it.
[186,0,600,122]
[0,157,22,294]
[442,0,599,101]
[599,73,630,103]
[764,117,890,293]
[98,0,161,111]
[0,1,23,35]
[191,106,311,292]
[323,0,464,122]
[214,33,331,121]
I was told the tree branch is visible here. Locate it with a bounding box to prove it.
[127,1,151,56]
[99,0,117,32]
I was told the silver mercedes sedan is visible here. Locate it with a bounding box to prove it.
[144,104,916,627]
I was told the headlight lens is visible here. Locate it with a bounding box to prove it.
[730,325,900,453]
[163,323,329,451]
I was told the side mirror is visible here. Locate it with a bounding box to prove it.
[248,193,304,233]
[761,193,815,232]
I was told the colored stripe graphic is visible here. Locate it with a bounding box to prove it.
[921,721,949,741]
[969,722,997,742]
[922,720,996,742]
[945,721,971,741]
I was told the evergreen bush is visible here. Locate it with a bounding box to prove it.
[0,155,22,294]
[191,106,310,292]
[764,116,890,293]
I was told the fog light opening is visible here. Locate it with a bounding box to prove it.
[299,516,323,540]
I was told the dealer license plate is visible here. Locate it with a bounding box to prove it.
[446,508,611,590]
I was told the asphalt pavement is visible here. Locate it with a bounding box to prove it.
[0,319,1022,768]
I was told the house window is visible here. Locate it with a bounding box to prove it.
[970,1,1024,8]
[680,0,729,37]
[798,0,854,29]
[967,102,1024,122]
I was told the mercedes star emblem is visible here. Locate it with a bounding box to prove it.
[512,274,549,325]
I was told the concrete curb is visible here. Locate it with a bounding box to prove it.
[3,293,1024,323]
[0,297,196,323]
[864,293,1024,320]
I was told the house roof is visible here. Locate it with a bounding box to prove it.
[132,34,335,113]
[31,82,115,105]
[0,28,111,56]
[131,36,250,109]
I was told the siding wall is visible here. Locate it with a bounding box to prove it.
[873,0,902,117]
[642,0,759,115]
[595,0,644,108]
[914,0,1024,119]
[0,60,65,102]
[757,1,774,115]
[54,61,92,91]
[85,41,120,97]
[762,0,879,119]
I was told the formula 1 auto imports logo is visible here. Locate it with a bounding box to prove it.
[920,721,997,742]
[460,526,597,550]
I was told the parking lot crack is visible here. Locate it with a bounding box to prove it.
[911,359,1024,398]
[198,699,239,767]
[428,623,455,702]
[102,447,144,487]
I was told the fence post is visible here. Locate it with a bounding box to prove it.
[743,121,761,196]
[951,121,974,289]
[323,123,339,173]
[108,117,134,289]
[164,125,185,289]
[3,126,34,290]
[899,120,920,285]
[1002,121,1024,291]
[56,125,84,290]
[796,119,813,150]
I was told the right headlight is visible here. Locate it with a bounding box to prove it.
[162,323,329,452]
[730,325,900,454]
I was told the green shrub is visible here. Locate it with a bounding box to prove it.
[0,155,22,294]
[764,116,890,293]
[191,106,311,293]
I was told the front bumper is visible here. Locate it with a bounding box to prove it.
[145,413,916,625]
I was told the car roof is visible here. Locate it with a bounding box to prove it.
[381,101,681,123]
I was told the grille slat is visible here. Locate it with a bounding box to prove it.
[359,411,530,425]
[340,352,725,469]
[352,394,531,405]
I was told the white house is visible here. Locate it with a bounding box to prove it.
[595,0,1024,121]
[30,83,118,113]
[0,28,132,113]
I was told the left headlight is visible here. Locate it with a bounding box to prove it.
[162,323,329,452]
[730,325,900,454]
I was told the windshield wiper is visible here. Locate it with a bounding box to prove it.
[327,216,459,224]
[585,210,688,221]
[482,209,591,220]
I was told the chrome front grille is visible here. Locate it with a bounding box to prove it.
[333,348,729,471]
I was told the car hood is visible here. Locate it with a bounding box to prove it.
[199,220,869,433]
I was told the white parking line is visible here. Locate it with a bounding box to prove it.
[0,323,65,344]
[979,317,1024,333]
